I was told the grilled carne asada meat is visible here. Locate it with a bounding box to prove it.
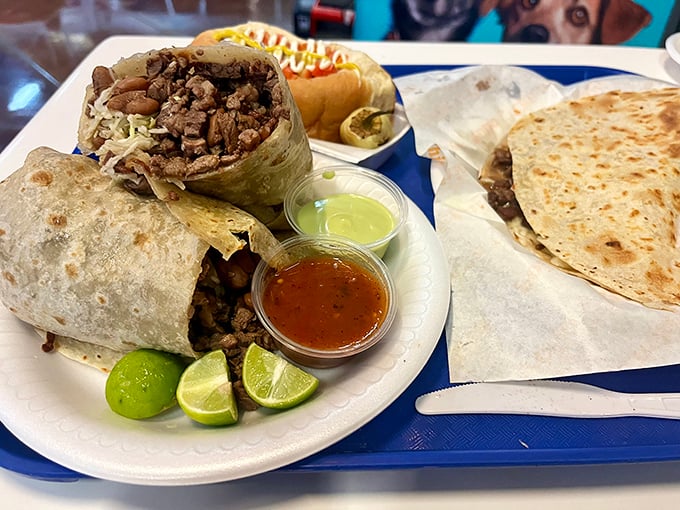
[88,49,289,182]
[190,247,276,412]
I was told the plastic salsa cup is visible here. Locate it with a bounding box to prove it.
[251,234,397,368]
[283,165,408,258]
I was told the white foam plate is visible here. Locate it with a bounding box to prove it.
[0,36,448,487]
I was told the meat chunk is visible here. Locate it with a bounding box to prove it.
[481,143,529,225]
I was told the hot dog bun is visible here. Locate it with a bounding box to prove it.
[191,22,396,143]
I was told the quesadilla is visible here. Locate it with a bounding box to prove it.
[0,147,280,374]
[481,87,680,310]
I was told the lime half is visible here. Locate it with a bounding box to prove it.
[176,350,238,426]
[242,344,319,409]
[105,349,185,420]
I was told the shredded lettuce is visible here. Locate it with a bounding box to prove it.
[87,82,168,176]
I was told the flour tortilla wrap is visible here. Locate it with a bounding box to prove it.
[77,45,312,223]
[501,88,680,310]
[0,147,280,369]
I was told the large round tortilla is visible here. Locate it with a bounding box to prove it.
[507,88,680,310]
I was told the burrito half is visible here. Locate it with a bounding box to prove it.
[77,45,312,223]
[0,147,280,373]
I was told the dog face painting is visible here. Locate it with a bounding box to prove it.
[391,0,652,45]
[481,0,652,44]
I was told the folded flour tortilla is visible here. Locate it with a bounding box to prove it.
[0,147,280,370]
[77,45,312,225]
[488,88,680,310]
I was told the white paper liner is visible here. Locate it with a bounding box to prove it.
[394,65,680,383]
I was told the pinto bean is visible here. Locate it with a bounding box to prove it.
[107,90,160,115]
[125,96,160,115]
[92,66,114,97]
[242,292,254,310]
[216,257,250,289]
[107,90,143,111]
[112,76,149,95]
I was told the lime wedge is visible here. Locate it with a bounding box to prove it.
[105,349,185,420]
[242,344,319,409]
[176,350,238,426]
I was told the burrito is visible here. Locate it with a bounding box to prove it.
[0,147,281,372]
[77,44,313,224]
[481,87,680,310]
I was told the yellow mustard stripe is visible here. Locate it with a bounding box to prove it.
[213,28,360,74]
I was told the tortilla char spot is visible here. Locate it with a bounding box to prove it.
[659,103,680,131]
[624,172,645,182]
[2,271,16,285]
[0,228,5,236]
[594,93,617,109]
[649,188,665,207]
[665,143,680,158]
[630,209,640,218]
[133,231,149,247]
[53,316,66,325]
[30,170,53,186]
[584,235,637,266]
[97,295,107,305]
[646,261,674,288]
[64,263,78,278]
[47,214,67,227]
[475,80,490,91]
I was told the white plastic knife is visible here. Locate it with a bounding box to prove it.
[415,380,680,419]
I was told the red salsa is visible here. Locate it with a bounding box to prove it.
[262,255,388,350]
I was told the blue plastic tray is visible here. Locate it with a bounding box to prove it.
[5,65,680,482]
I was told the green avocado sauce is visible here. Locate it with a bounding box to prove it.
[296,193,395,257]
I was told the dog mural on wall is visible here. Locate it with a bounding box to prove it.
[391,0,652,45]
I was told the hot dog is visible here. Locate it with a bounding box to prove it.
[191,22,396,143]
